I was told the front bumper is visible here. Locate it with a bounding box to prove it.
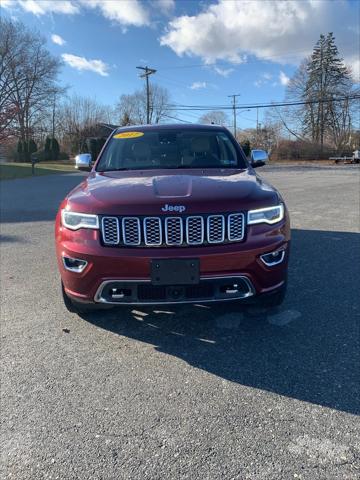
[94,276,256,305]
[56,216,290,305]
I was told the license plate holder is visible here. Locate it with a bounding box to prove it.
[151,259,200,286]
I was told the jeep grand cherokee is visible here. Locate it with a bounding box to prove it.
[55,124,290,313]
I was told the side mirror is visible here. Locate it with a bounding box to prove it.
[75,153,92,172]
[251,149,268,168]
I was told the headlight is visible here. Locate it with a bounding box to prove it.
[61,210,99,230]
[247,204,284,225]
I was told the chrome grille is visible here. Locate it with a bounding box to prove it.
[101,213,245,247]
[165,217,183,245]
[186,216,204,245]
[144,217,162,245]
[122,217,141,245]
[207,215,225,243]
[102,217,120,245]
[228,213,245,241]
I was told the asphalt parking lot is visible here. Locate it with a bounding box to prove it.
[1,165,359,479]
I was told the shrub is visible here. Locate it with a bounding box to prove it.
[22,140,29,161]
[28,139,37,156]
[96,137,106,155]
[42,137,51,160]
[58,151,69,160]
[88,138,98,161]
[80,137,106,161]
[50,137,60,160]
[17,140,23,161]
[270,140,350,162]
[80,141,88,153]
[34,149,69,162]
[241,140,251,157]
[43,136,60,160]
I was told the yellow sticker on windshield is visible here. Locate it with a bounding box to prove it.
[113,131,144,139]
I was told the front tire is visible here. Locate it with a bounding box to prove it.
[61,283,97,314]
[259,281,287,309]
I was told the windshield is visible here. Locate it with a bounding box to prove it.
[96,129,246,171]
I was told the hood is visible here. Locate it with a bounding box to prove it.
[66,169,279,215]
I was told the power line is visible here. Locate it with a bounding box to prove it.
[160,95,360,111]
[173,110,203,121]
[162,114,192,124]
[156,73,193,89]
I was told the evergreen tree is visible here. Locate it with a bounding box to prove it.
[44,137,51,160]
[50,137,60,160]
[23,139,29,161]
[88,138,98,161]
[304,33,352,151]
[120,112,132,126]
[241,140,251,157]
[17,140,23,161]
[96,138,106,156]
[80,140,88,154]
[28,139,37,156]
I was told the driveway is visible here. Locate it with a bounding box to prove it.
[1,167,359,479]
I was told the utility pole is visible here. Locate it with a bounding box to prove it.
[228,94,241,138]
[136,66,157,124]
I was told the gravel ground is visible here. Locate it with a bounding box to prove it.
[1,165,359,479]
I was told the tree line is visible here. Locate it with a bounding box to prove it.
[178,33,359,158]
[1,16,358,162]
[0,17,174,162]
[253,33,359,158]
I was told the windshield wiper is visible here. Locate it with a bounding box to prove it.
[177,165,225,169]
[101,168,130,172]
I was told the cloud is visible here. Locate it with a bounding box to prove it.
[190,81,207,90]
[347,56,360,82]
[16,0,79,15]
[80,0,149,26]
[51,34,66,46]
[1,0,16,8]
[254,72,273,87]
[160,0,359,69]
[213,66,235,77]
[279,71,290,86]
[153,0,175,15]
[3,0,149,27]
[62,53,109,76]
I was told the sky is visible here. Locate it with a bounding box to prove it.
[1,0,359,129]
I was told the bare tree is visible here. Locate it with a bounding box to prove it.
[0,18,61,144]
[326,89,360,153]
[237,127,278,152]
[0,18,22,142]
[199,110,228,126]
[58,95,112,153]
[116,84,171,125]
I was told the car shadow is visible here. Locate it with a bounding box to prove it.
[0,173,85,223]
[0,234,26,243]
[80,229,360,415]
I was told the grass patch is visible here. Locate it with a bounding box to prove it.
[0,162,76,180]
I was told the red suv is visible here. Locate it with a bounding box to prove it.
[55,124,290,314]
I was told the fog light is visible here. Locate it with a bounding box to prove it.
[260,249,285,267]
[62,256,88,273]
[110,288,131,299]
